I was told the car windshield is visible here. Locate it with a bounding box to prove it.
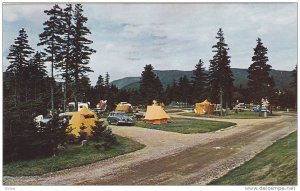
[116,113,125,117]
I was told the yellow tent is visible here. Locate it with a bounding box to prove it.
[69,106,98,136]
[115,102,133,113]
[195,99,215,115]
[144,105,170,124]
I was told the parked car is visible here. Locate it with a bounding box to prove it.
[107,112,134,126]
[252,105,270,112]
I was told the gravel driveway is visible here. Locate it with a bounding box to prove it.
[4,112,297,185]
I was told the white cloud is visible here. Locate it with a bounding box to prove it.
[3,3,297,85]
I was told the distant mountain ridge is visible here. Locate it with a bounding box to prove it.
[111,68,293,90]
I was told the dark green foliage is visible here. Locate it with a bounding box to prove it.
[56,4,74,111]
[113,69,293,92]
[77,76,92,103]
[105,72,110,88]
[78,124,88,142]
[90,121,117,145]
[192,59,207,103]
[70,4,96,110]
[247,38,274,104]
[6,28,35,105]
[209,28,234,107]
[37,114,70,155]
[38,4,64,110]
[178,75,192,104]
[140,64,164,104]
[3,101,68,163]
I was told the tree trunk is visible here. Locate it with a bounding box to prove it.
[220,87,223,116]
[74,76,78,111]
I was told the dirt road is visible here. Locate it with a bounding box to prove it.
[4,113,296,185]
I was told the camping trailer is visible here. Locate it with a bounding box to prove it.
[68,102,90,112]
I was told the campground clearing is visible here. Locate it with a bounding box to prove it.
[3,112,296,185]
[135,117,236,134]
[3,136,145,176]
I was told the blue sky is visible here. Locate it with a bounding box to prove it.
[3,3,297,85]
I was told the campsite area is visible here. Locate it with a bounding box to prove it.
[3,3,297,187]
[4,111,296,185]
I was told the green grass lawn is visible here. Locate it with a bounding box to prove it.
[135,118,236,134]
[209,131,297,185]
[165,109,185,113]
[3,136,145,176]
[178,111,276,119]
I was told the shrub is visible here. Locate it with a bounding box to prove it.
[91,120,117,146]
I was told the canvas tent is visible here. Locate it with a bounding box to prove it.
[69,106,98,136]
[115,102,133,113]
[144,105,170,124]
[195,99,215,115]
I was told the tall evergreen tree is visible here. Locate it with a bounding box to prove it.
[170,79,180,102]
[56,4,74,111]
[247,38,274,104]
[140,64,163,104]
[95,74,105,101]
[105,72,110,87]
[38,4,64,110]
[209,28,234,110]
[28,51,48,100]
[6,28,34,105]
[96,75,105,87]
[70,4,96,110]
[192,59,207,102]
[178,75,192,104]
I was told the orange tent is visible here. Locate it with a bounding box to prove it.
[115,102,133,113]
[195,99,215,115]
[144,105,170,124]
[69,106,98,136]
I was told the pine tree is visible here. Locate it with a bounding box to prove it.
[6,28,34,105]
[105,72,110,87]
[95,74,105,101]
[140,64,163,104]
[77,76,91,103]
[38,4,64,110]
[56,4,75,111]
[170,80,180,102]
[178,75,192,104]
[209,28,234,110]
[70,4,96,110]
[247,38,274,104]
[28,51,48,100]
[192,59,207,103]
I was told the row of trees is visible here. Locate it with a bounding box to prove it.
[137,28,296,109]
[3,4,111,163]
[6,4,96,112]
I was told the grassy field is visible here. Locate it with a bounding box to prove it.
[178,111,276,119]
[210,131,297,185]
[135,118,236,134]
[165,109,185,113]
[3,136,145,176]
